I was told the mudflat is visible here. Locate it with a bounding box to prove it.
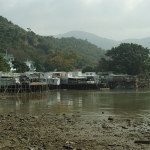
[0,112,150,150]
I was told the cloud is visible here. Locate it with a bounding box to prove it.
[0,0,150,40]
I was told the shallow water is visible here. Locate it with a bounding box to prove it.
[0,89,150,119]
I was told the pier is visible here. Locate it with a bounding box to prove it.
[0,78,101,94]
[0,71,149,94]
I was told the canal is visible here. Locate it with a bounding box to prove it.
[0,89,150,119]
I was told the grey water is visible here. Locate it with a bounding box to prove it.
[0,89,150,119]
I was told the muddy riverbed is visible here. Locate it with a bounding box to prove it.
[1,112,150,150]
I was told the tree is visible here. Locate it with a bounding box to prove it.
[105,43,150,75]
[0,54,10,72]
[141,57,150,73]
[34,57,45,72]
[95,58,109,72]
[12,60,29,73]
[82,65,95,73]
[47,50,81,71]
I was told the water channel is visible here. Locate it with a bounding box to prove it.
[0,89,150,119]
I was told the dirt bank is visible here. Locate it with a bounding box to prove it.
[0,112,150,150]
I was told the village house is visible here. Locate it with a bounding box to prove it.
[0,51,16,72]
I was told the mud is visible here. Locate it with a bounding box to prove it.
[0,112,150,150]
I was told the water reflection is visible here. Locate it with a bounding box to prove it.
[0,89,150,118]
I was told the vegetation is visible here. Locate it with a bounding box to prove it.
[0,54,10,72]
[12,60,29,73]
[82,65,95,73]
[0,16,106,72]
[96,43,150,75]
[1,16,149,75]
[44,50,81,71]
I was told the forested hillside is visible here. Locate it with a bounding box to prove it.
[0,16,106,71]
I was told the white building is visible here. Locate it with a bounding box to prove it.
[25,59,36,72]
[40,72,60,86]
[0,52,16,72]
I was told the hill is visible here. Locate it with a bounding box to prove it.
[0,16,106,71]
[121,38,150,49]
[55,31,150,49]
[54,30,118,50]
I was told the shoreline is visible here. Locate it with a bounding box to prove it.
[0,113,150,149]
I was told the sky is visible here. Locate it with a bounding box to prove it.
[0,0,150,41]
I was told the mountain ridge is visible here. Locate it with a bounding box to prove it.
[54,30,150,49]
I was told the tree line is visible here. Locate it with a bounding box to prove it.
[0,43,150,76]
[95,43,150,75]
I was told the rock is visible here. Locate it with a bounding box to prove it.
[7,114,12,117]
[38,148,43,150]
[108,116,114,121]
[122,126,128,129]
[28,147,34,150]
[66,141,75,145]
[63,145,73,149]
[102,123,108,128]
[134,140,150,144]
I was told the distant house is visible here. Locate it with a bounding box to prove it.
[25,59,36,72]
[0,52,16,72]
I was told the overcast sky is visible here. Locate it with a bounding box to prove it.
[0,0,150,40]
